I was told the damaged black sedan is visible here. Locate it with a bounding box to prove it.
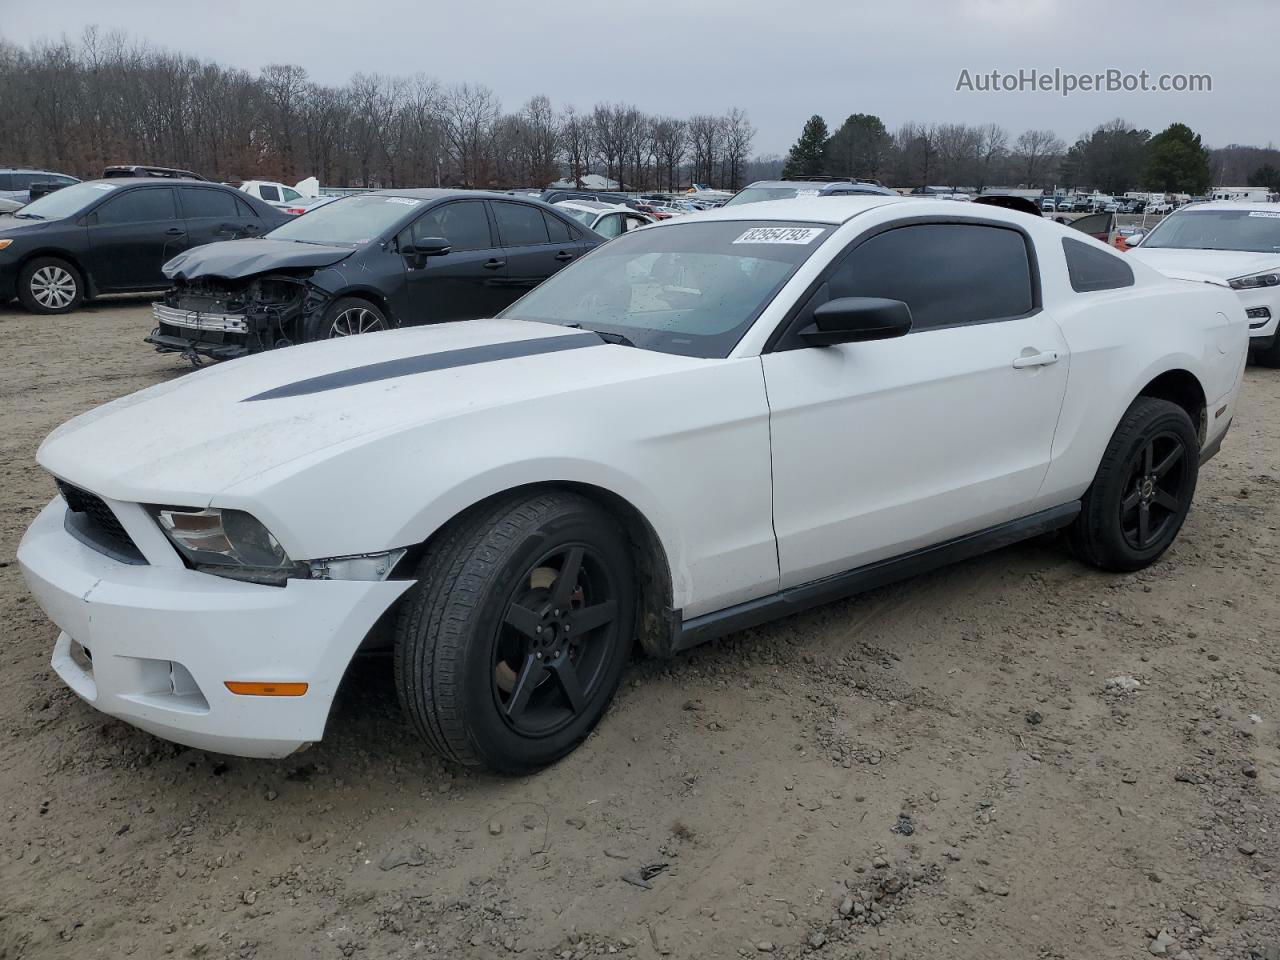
[148,189,601,362]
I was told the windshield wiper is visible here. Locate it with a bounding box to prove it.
[13,212,45,220]
[593,330,637,347]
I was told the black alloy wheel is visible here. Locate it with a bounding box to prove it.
[1118,431,1190,551]
[492,544,621,737]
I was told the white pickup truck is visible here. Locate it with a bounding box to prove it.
[239,180,307,209]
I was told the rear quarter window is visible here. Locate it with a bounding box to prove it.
[1062,237,1135,292]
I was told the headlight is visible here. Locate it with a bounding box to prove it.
[0,239,12,251]
[150,507,308,585]
[1229,272,1280,290]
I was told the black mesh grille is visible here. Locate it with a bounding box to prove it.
[56,479,144,562]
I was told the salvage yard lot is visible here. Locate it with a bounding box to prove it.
[0,301,1277,960]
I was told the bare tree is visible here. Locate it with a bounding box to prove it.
[1012,129,1066,186]
[722,108,756,190]
[651,117,686,192]
[441,81,498,187]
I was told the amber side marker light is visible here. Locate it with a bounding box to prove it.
[224,682,308,697]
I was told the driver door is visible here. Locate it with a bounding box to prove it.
[400,199,510,324]
[762,220,1071,588]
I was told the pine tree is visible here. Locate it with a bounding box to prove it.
[782,115,830,179]
[1143,123,1211,195]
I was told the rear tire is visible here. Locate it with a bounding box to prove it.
[1069,397,1199,572]
[18,257,83,314]
[394,492,635,774]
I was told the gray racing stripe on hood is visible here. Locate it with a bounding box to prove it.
[243,332,604,401]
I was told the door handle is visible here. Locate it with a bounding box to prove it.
[554,251,575,262]
[1012,350,1060,369]
[165,227,184,236]
[483,259,506,270]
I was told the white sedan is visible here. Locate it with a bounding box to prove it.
[1129,200,1280,366]
[19,197,1248,773]
[554,200,653,238]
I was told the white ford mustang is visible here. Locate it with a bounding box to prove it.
[18,197,1249,773]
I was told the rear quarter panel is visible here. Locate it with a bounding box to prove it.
[1036,239,1248,505]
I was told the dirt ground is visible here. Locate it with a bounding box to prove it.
[0,299,1277,960]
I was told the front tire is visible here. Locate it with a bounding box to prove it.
[18,257,84,314]
[394,492,636,774]
[302,296,390,342]
[1069,397,1199,572]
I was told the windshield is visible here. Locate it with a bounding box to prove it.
[1141,209,1280,253]
[267,194,422,245]
[14,181,119,220]
[501,220,831,358]
[559,207,599,227]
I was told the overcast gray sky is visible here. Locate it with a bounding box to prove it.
[4,0,1273,155]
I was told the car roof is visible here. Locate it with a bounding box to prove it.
[1175,200,1280,213]
[370,188,556,202]
[665,194,1069,229]
[82,177,221,188]
[557,200,621,212]
[0,168,73,175]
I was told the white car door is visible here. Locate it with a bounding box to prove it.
[762,220,1071,588]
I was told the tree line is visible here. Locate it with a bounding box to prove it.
[783,113,1280,196]
[0,28,758,192]
[6,29,1278,197]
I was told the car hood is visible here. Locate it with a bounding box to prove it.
[0,217,56,236]
[1128,247,1280,281]
[162,238,356,281]
[38,319,705,505]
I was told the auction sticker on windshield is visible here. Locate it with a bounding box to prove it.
[1248,211,1280,219]
[733,226,825,244]
[385,197,421,205]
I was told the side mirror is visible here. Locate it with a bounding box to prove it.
[799,297,913,347]
[401,236,451,266]
[1125,232,1144,247]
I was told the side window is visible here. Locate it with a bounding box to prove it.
[259,185,281,202]
[594,214,624,239]
[826,223,1035,331]
[234,196,258,218]
[283,188,302,202]
[11,173,37,190]
[180,187,239,219]
[53,175,78,186]
[543,211,573,244]
[411,200,492,252]
[624,214,647,232]
[95,188,177,225]
[1062,237,1135,292]
[0,174,12,190]
[493,201,550,246]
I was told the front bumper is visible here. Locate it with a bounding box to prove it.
[147,302,253,359]
[18,498,412,758]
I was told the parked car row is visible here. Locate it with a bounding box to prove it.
[17,192,1251,773]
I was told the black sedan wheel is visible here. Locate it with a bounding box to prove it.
[18,257,84,314]
[394,491,635,773]
[302,296,391,342]
[1069,397,1199,571]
